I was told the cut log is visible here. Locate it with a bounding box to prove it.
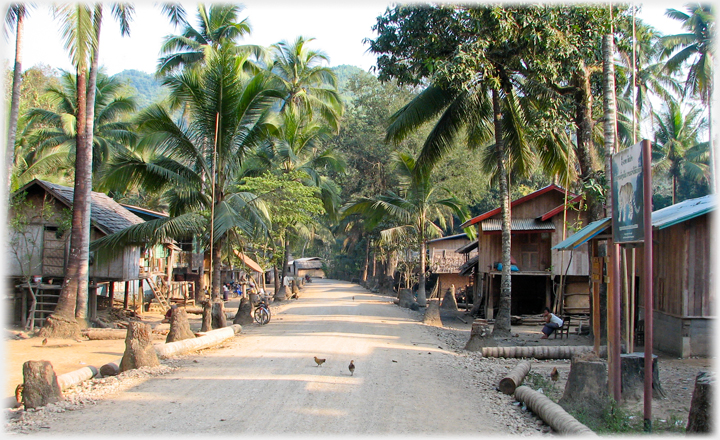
[233,297,253,325]
[422,299,442,326]
[21,360,63,409]
[85,329,165,340]
[154,325,242,359]
[166,307,196,343]
[515,385,596,435]
[120,322,160,372]
[620,352,666,401]
[687,371,713,433]
[558,351,609,419]
[201,301,212,332]
[480,345,595,359]
[100,362,121,377]
[465,319,497,351]
[183,306,203,314]
[499,361,532,395]
[274,286,290,302]
[57,366,98,390]
[211,300,226,329]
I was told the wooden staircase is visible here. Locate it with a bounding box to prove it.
[142,276,171,313]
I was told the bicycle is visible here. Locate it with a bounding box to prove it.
[253,297,271,325]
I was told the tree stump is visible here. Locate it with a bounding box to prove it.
[499,361,532,395]
[274,286,290,302]
[201,301,212,332]
[211,300,226,329]
[687,371,713,433]
[441,285,458,311]
[558,352,609,419]
[21,360,63,409]
[464,319,497,351]
[233,297,254,325]
[620,352,666,401]
[38,314,80,339]
[166,307,196,343]
[120,322,159,372]
[422,299,442,326]
[397,289,414,308]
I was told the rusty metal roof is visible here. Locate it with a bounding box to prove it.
[481,218,556,233]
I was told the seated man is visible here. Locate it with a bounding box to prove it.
[541,307,563,339]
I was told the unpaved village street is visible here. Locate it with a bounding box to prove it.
[12,279,540,435]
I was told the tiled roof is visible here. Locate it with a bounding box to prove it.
[20,179,145,235]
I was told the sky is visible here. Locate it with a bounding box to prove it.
[2,1,688,77]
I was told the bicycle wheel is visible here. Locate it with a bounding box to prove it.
[254,307,270,325]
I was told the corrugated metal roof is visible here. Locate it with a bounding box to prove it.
[652,195,714,230]
[553,195,715,250]
[461,184,577,228]
[481,218,556,233]
[552,217,611,250]
[427,233,469,243]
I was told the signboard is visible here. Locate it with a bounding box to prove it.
[611,141,645,243]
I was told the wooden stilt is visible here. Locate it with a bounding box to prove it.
[124,281,130,309]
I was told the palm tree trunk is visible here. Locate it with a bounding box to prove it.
[416,218,427,307]
[361,237,369,282]
[75,5,102,324]
[211,236,223,300]
[40,67,90,338]
[6,7,25,194]
[492,87,513,337]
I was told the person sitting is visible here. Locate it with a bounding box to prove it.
[541,307,563,339]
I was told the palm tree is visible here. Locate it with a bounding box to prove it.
[14,70,137,188]
[343,153,471,307]
[5,3,31,195]
[157,3,264,76]
[652,99,709,204]
[96,47,280,302]
[39,3,97,338]
[661,4,715,190]
[269,36,343,132]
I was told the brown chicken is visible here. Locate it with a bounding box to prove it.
[15,384,23,404]
[314,356,326,367]
[41,338,48,346]
[550,367,559,382]
[348,360,355,376]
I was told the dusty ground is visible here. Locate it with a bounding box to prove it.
[4,279,713,434]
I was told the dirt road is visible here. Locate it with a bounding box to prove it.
[21,279,530,435]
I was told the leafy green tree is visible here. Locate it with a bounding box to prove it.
[652,99,709,204]
[343,153,471,307]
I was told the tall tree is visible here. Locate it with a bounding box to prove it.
[652,99,709,204]
[661,4,715,191]
[269,36,344,132]
[343,153,471,307]
[5,3,30,195]
[39,3,97,337]
[96,47,280,302]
